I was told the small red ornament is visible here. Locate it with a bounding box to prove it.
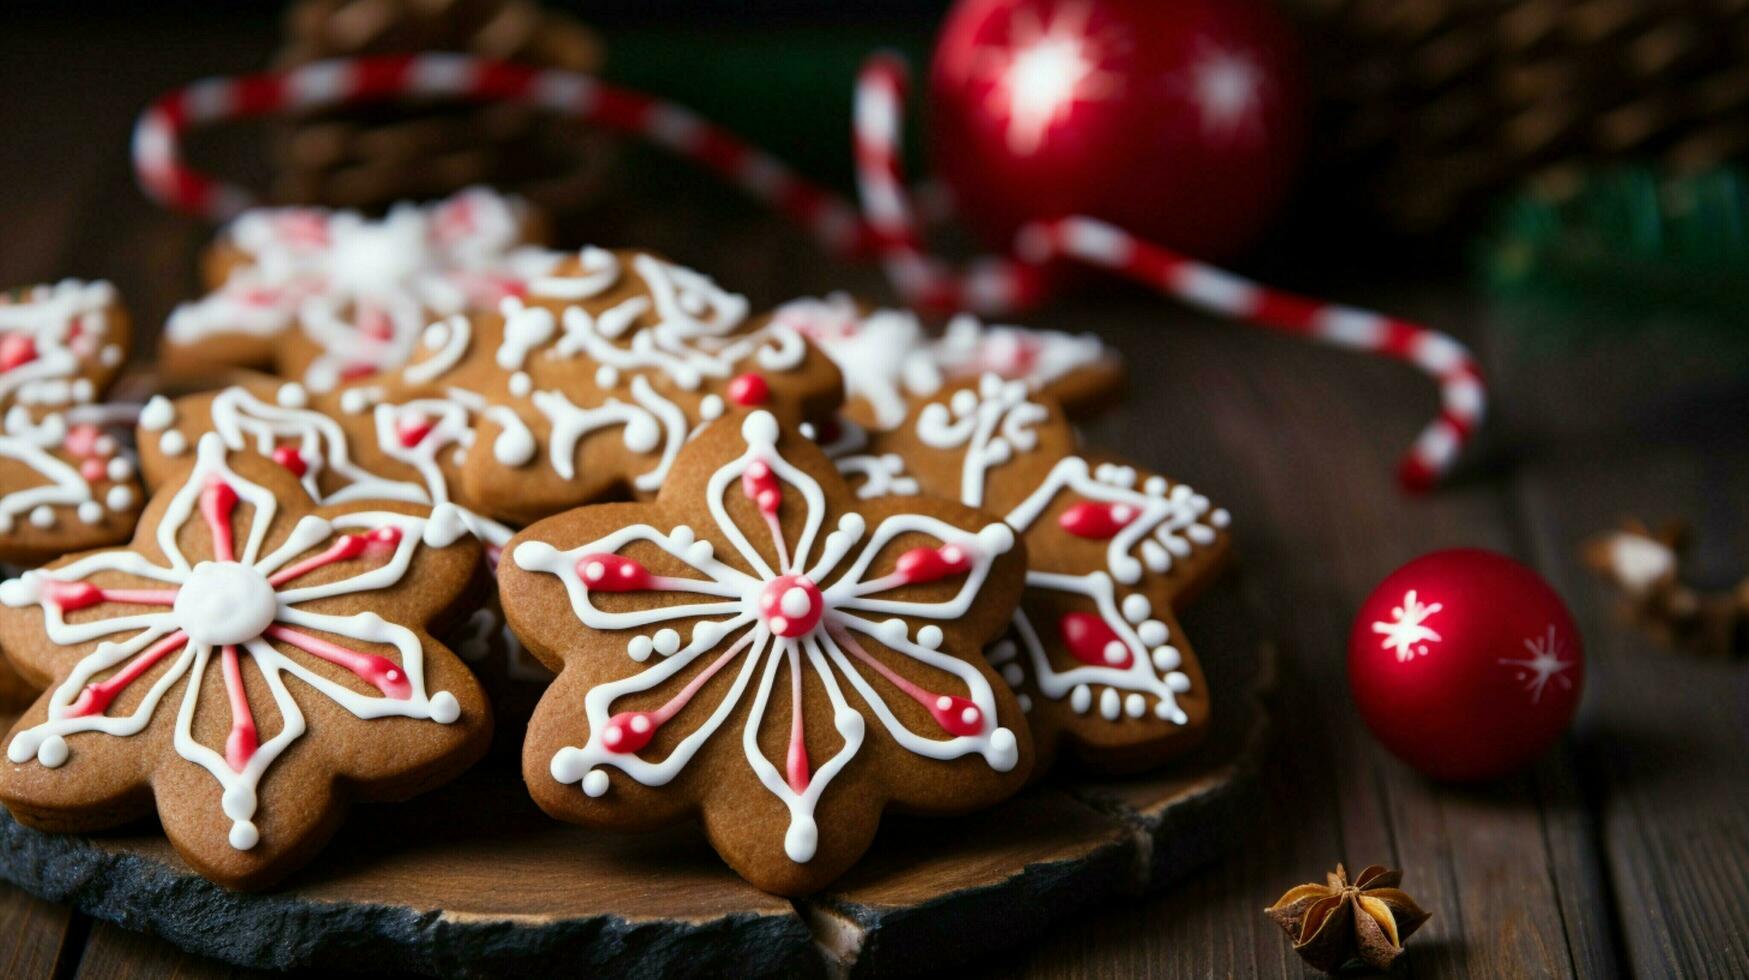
[929,0,1304,259]
[1349,549,1583,781]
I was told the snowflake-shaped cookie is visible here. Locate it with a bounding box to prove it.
[134,380,555,724]
[0,281,142,566]
[837,375,1232,773]
[770,293,1120,431]
[336,246,842,525]
[162,187,543,390]
[500,410,1030,895]
[0,435,489,888]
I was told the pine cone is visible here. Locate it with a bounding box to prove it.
[1285,0,1749,233]
[272,0,611,212]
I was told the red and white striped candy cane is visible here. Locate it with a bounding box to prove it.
[132,53,1484,490]
[852,54,1485,491]
[132,53,874,255]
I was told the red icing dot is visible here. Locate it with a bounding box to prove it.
[577,554,654,592]
[359,306,394,341]
[64,424,100,457]
[728,373,769,406]
[396,415,434,447]
[743,460,782,515]
[80,459,105,481]
[1060,612,1133,668]
[894,544,974,585]
[601,710,660,754]
[927,694,985,737]
[1058,501,1139,539]
[272,445,308,477]
[0,334,37,371]
[758,575,823,637]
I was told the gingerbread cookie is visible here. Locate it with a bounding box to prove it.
[500,410,1031,895]
[135,380,550,735]
[770,293,1122,431]
[837,376,1232,774]
[335,246,842,525]
[0,435,490,889]
[136,380,511,553]
[161,187,546,390]
[0,281,143,567]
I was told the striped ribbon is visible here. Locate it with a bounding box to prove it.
[132,52,1484,490]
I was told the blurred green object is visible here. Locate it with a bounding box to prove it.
[605,27,935,191]
[1482,168,1749,333]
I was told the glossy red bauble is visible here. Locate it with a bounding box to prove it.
[1349,549,1584,781]
[929,0,1305,260]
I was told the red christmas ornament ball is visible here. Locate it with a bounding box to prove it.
[928,0,1305,260]
[1349,549,1584,781]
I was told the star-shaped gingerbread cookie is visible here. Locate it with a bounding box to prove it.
[160,187,547,389]
[836,375,1232,773]
[134,379,549,730]
[0,280,143,567]
[499,410,1031,895]
[325,246,843,525]
[0,435,490,888]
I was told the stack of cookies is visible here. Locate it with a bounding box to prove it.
[0,188,1231,896]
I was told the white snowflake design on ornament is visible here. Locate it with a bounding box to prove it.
[0,280,126,409]
[1373,590,1443,662]
[511,411,1021,865]
[0,434,472,851]
[853,376,1229,733]
[165,188,539,390]
[771,293,1111,430]
[1498,625,1575,704]
[1178,39,1272,144]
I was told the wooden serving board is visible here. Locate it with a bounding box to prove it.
[0,577,1271,977]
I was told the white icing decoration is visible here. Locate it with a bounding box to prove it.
[402,315,471,384]
[495,299,555,372]
[164,188,531,388]
[205,385,512,549]
[854,376,1230,729]
[517,411,1018,865]
[0,433,466,850]
[159,430,188,456]
[0,406,135,533]
[772,293,1111,430]
[140,395,175,431]
[0,280,117,409]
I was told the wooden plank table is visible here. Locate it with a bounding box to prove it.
[3,13,1747,978]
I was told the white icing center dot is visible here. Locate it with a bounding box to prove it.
[330,221,429,293]
[174,561,278,647]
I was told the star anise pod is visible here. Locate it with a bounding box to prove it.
[1265,863,1431,973]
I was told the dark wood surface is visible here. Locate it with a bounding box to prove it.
[3,13,1748,979]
